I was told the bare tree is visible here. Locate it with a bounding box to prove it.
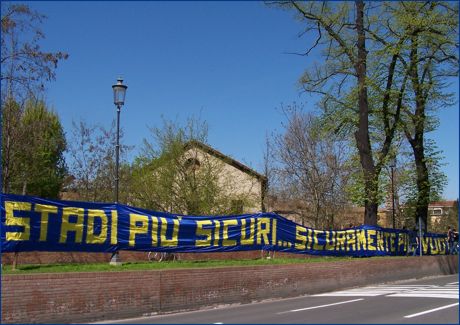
[66,119,132,203]
[270,104,351,228]
[1,3,68,101]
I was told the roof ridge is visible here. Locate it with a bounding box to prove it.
[184,140,267,181]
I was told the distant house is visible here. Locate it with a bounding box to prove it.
[382,200,458,231]
[428,200,457,224]
[183,141,267,214]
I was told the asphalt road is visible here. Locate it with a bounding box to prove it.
[97,274,459,324]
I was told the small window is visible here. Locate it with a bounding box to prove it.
[185,158,201,171]
[431,208,442,216]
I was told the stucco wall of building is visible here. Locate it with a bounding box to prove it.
[184,147,264,213]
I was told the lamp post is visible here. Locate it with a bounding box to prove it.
[110,77,127,266]
[112,77,127,203]
[389,158,396,229]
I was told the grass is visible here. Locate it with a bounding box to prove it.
[0,255,377,274]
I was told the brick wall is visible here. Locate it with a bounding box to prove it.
[1,256,458,324]
[2,271,161,324]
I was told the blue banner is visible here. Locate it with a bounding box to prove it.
[0,194,448,256]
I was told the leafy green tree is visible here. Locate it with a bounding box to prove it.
[2,99,66,198]
[270,1,408,225]
[359,1,458,230]
[394,2,458,230]
[397,140,448,224]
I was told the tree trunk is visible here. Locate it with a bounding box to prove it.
[413,145,429,232]
[364,200,379,226]
[408,132,429,232]
[354,0,378,226]
[407,33,429,232]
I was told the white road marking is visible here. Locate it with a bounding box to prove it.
[277,298,364,314]
[389,293,458,299]
[448,282,459,285]
[404,302,459,318]
[314,283,458,299]
[213,322,224,324]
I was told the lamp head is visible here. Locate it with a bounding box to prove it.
[112,77,127,106]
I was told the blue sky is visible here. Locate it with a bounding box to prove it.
[21,1,458,200]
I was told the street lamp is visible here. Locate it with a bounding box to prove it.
[389,157,396,229]
[112,77,127,204]
[110,77,127,266]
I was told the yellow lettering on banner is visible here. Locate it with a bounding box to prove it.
[129,213,149,247]
[295,226,307,250]
[271,218,277,245]
[195,220,212,246]
[160,217,179,246]
[390,233,397,253]
[429,237,439,254]
[335,231,346,251]
[376,231,382,251]
[440,238,446,254]
[213,220,221,246]
[437,239,443,254]
[345,230,356,252]
[241,218,255,245]
[385,232,394,252]
[366,230,377,251]
[256,218,270,245]
[86,209,108,244]
[377,231,385,251]
[34,204,57,242]
[430,238,441,255]
[437,238,443,254]
[398,233,407,252]
[384,232,390,252]
[60,207,84,243]
[429,237,435,254]
[5,201,31,241]
[306,228,313,250]
[110,210,118,245]
[422,237,430,255]
[382,232,387,251]
[311,230,325,251]
[441,238,447,254]
[222,219,238,246]
[357,230,367,250]
[151,217,159,247]
[437,238,444,254]
[325,231,335,251]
